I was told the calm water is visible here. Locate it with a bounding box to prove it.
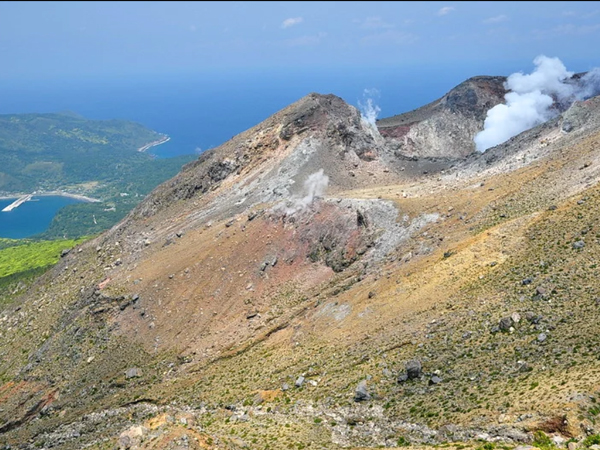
[0,196,82,239]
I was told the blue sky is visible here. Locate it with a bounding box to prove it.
[1,1,600,81]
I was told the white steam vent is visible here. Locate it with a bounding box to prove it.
[475,55,600,152]
[358,88,382,128]
[283,169,329,215]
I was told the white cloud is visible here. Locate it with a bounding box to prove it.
[483,14,508,24]
[360,30,418,46]
[437,6,455,16]
[359,16,394,30]
[281,17,303,29]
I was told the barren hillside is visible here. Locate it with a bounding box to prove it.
[2,83,600,450]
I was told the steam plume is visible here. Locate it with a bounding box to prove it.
[474,56,600,152]
[282,169,329,215]
[358,88,381,127]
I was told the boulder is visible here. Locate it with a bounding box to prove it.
[499,316,514,332]
[406,359,422,379]
[125,367,142,379]
[354,380,371,402]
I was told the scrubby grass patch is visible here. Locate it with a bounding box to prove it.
[0,237,87,279]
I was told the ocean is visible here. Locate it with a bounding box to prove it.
[0,65,490,158]
[0,196,82,239]
[0,63,510,237]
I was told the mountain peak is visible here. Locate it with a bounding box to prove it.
[377,75,507,158]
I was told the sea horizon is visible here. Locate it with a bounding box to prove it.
[0,64,526,159]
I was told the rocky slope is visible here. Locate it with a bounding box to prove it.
[2,81,600,450]
[376,76,507,158]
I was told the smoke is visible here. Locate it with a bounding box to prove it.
[358,88,381,127]
[281,169,329,215]
[474,56,600,152]
[579,68,600,99]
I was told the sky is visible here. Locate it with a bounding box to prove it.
[1,1,600,82]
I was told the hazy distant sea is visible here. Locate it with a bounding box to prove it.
[0,65,492,158]
[0,64,509,238]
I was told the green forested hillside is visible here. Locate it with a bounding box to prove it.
[0,112,169,192]
[0,112,196,238]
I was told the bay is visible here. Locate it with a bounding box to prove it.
[0,196,83,239]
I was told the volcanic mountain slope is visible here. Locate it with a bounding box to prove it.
[3,87,600,450]
[376,76,507,159]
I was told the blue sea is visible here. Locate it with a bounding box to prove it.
[0,62,517,238]
[0,196,82,239]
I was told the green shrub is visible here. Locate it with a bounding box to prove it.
[397,436,410,447]
[583,435,600,448]
[477,443,495,450]
[532,430,555,450]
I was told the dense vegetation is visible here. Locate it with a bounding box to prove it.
[0,112,196,238]
[0,237,87,307]
[0,112,163,192]
[37,155,194,239]
[0,237,86,278]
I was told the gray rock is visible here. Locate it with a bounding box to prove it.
[397,373,408,383]
[537,333,547,343]
[522,278,533,285]
[517,361,532,373]
[562,121,574,132]
[282,383,290,391]
[524,312,541,324]
[118,435,132,449]
[295,376,305,388]
[125,367,142,379]
[499,316,513,332]
[60,248,71,257]
[354,380,371,402]
[429,375,442,385]
[573,240,585,249]
[406,359,422,379]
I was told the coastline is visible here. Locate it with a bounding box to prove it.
[0,191,101,203]
[137,134,170,153]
